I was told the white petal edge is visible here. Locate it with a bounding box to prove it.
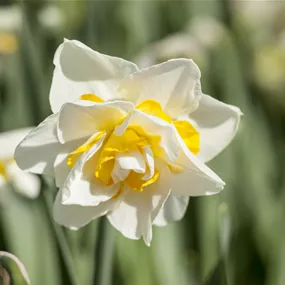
[15,114,61,175]
[53,188,117,230]
[50,39,138,113]
[190,94,242,163]
[154,196,189,227]
[107,160,171,246]
[170,128,225,196]
[57,100,133,143]
[118,58,202,118]
[141,146,154,180]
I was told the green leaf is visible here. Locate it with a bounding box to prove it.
[204,260,227,285]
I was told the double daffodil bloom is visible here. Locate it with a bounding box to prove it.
[0,128,40,199]
[15,39,242,245]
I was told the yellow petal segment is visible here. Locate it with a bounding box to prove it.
[125,169,160,192]
[79,94,104,103]
[136,100,172,123]
[168,163,184,173]
[67,131,105,168]
[174,120,200,155]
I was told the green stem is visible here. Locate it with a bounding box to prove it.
[40,186,79,285]
[93,218,115,285]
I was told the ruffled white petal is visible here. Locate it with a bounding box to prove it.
[0,128,33,160]
[53,189,117,230]
[111,160,130,184]
[141,146,154,180]
[171,129,225,196]
[50,39,138,113]
[107,160,171,246]
[116,150,146,173]
[118,59,202,118]
[129,110,179,163]
[57,100,133,143]
[60,133,119,206]
[154,196,189,227]
[7,161,41,199]
[15,114,61,175]
[53,143,82,188]
[190,94,242,163]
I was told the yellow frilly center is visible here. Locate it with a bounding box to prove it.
[67,94,200,197]
[95,126,161,191]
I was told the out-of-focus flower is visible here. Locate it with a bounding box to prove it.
[0,6,22,32]
[0,5,22,55]
[0,128,40,199]
[186,17,227,50]
[38,5,65,33]
[233,0,285,31]
[254,45,285,93]
[15,39,241,245]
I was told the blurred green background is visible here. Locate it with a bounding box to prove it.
[1,0,285,284]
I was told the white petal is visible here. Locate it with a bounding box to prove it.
[60,133,119,206]
[107,160,171,246]
[171,130,225,196]
[154,196,189,227]
[116,150,146,173]
[53,142,81,188]
[15,114,61,175]
[118,59,202,118]
[111,160,130,184]
[0,128,33,160]
[141,146,154,180]
[190,94,242,163]
[7,162,41,199]
[50,39,138,113]
[57,100,133,143]
[53,189,117,229]
[129,110,179,163]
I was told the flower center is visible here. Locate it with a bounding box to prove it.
[66,94,200,194]
[94,126,161,191]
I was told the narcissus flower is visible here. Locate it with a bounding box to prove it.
[0,128,40,199]
[15,39,242,245]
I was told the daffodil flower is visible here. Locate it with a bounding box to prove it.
[15,39,242,245]
[0,128,40,199]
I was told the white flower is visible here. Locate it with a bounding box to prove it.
[0,6,22,32]
[15,39,242,245]
[0,128,40,199]
[38,5,65,33]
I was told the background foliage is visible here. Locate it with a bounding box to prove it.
[1,1,285,284]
